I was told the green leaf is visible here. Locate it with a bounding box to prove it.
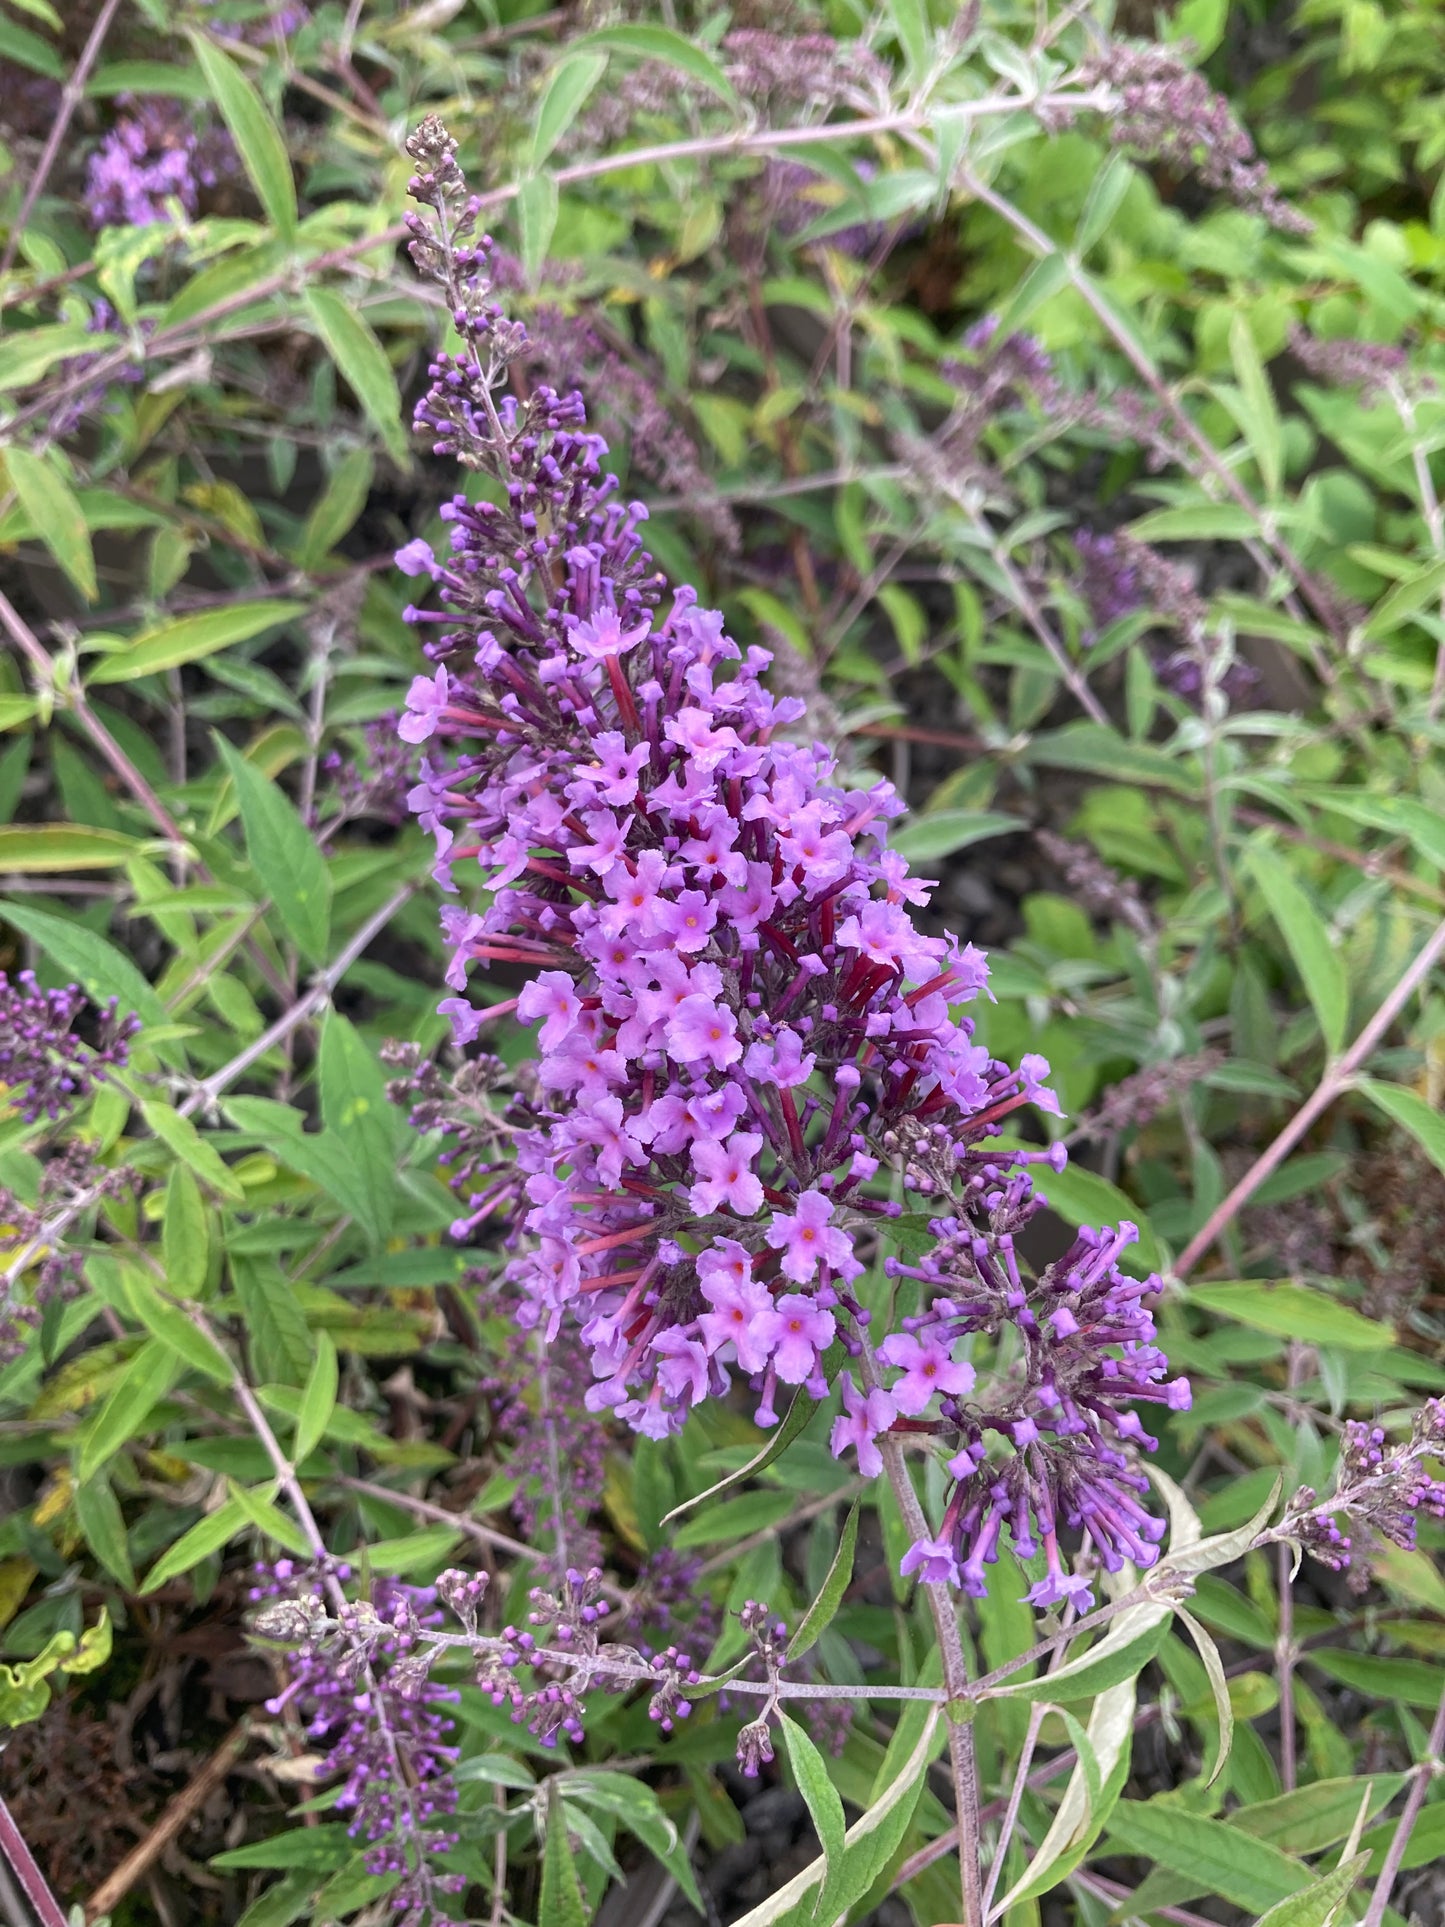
[995,1675,1136,1909]
[163,1164,210,1298]
[1235,1777,1406,1856]
[0,824,140,870]
[1023,722,1199,795]
[561,1773,703,1913]
[1362,555,1445,639]
[294,1331,338,1468]
[0,323,94,393]
[3,447,97,602]
[1168,0,1228,56]
[540,1781,591,1927]
[515,172,559,281]
[1245,846,1348,1054]
[142,1097,245,1203]
[225,1479,312,1559]
[214,736,331,962]
[453,1753,537,1789]
[87,600,308,684]
[883,0,930,76]
[1103,1802,1309,1912]
[1250,1853,1369,1927]
[1361,1801,1445,1876]
[231,1871,317,1927]
[565,24,737,105]
[88,58,212,98]
[187,31,296,237]
[1301,789,1445,873]
[227,1098,382,1244]
[532,51,609,167]
[318,1011,396,1239]
[662,1386,816,1524]
[1075,150,1133,256]
[77,1338,182,1484]
[1228,315,1283,500]
[0,15,63,77]
[730,1710,941,1926]
[0,901,169,1032]
[233,1258,314,1386]
[887,810,1025,863]
[212,1826,354,1873]
[302,290,408,466]
[993,252,1071,338]
[141,1497,247,1591]
[787,1502,857,1663]
[1128,504,1263,542]
[671,1488,796,1550]
[985,1596,1172,1705]
[74,1475,136,1590]
[1306,1648,1445,1708]
[1189,1281,1392,1353]
[1176,1606,1233,1786]
[1358,1078,1445,1184]
[111,1259,233,1382]
[779,1717,846,1927]
[360,1524,464,1575]
[296,448,374,569]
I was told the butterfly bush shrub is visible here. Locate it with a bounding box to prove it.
[5,4,1445,1925]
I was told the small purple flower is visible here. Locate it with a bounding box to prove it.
[876,1330,976,1417]
[399,665,450,744]
[689,1132,765,1216]
[516,971,583,1051]
[396,537,441,579]
[764,1190,853,1285]
[900,1537,961,1587]
[829,1374,896,1479]
[698,1260,778,1375]
[566,608,651,660]
[759,1293,835,1386]
[666,995,741,1070]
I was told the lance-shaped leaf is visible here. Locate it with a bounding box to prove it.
[787,1501,858,1663]
[995,1675,1136,1911]
[303,290,408,466]
[4,447,96,601]
[214,736,331,963]
[662,1384,816,1524]
[539,1781,590,1927]
[982,1592,1173,1705]
[187,31,295,237]
[729,1709,943,1926]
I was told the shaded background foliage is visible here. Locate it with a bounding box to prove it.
[0,2,1444,1925]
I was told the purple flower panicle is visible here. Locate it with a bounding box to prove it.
[251,1562,465,1927]
[84,98,231,231]
[396,117,1188,1609]
[0,970,139,1125]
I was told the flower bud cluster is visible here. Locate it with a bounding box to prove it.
[1285,1401,1445,1579]
[0,969,139,1125]
[1068,42,1309,234]
[473,1566,700,1744]
[1,1142,138,1363]
[250,1560,465,1927]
